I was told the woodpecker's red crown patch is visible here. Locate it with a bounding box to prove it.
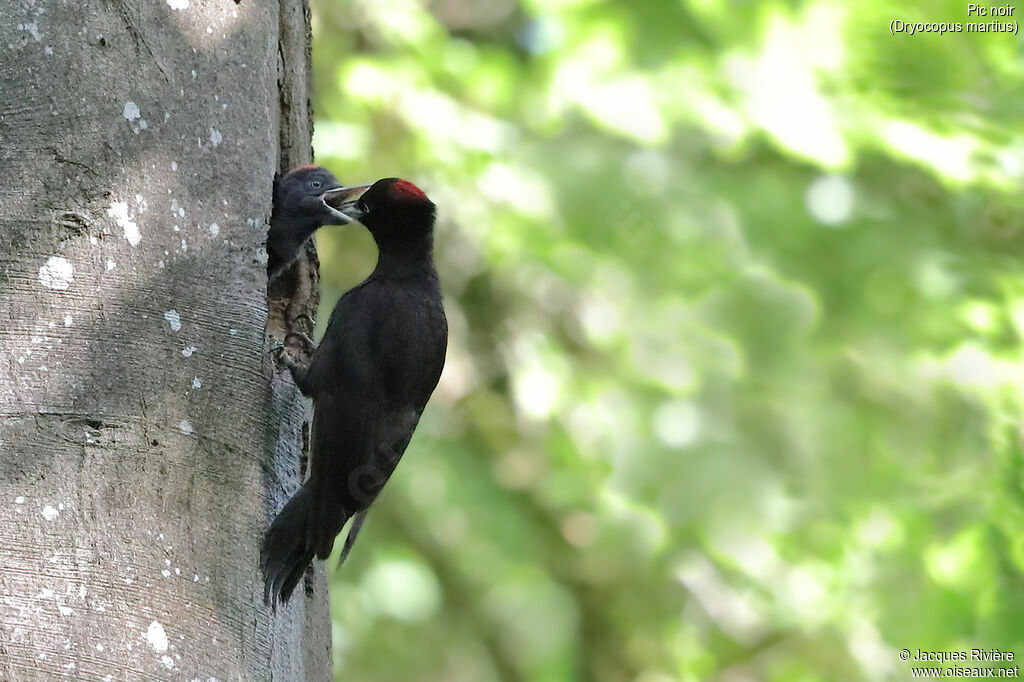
[391,180,426,201]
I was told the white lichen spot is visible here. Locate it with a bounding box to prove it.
[96,644,104,652]
[166,0,189,10]
[58,502,64,511]
[39,257,74,290]
[209,128,222,147]
[57,605,73,616]
[44,46,53,56]
[122,101,140,122]
[138,119,148,130]
[145,621,168,652]
[161,655,174,669]
[209,222,219,236]
[41,505,59,521]
[17,22,41,41]
[15,496,24,504]
[161,569,170,578]
[228,328,238,336]
[106,201,141,246]
[171,161,178,171]
[174,567,180,575]
[191,377,201,389]
[105,259,116,272]
[181,346,196,357]
[180,239,188,252]
[64,314,73,327]
[163,310,181,332]
[178,419,193,435]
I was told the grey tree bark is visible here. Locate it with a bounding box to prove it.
[0,0,329,679]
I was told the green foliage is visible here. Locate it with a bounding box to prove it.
[309,0,1024,679]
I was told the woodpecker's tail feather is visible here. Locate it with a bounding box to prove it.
[262,483,355,607]
[261,484,318,607]
[335,510,369,571]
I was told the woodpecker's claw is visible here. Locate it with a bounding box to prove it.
[273,342,312,393]
[269,340,300,367]
[277,348,304,373]
[290,312,316,331]
[284,331,317,354]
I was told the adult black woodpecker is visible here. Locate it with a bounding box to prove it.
[262,178,448,606]
[267,165,354,281]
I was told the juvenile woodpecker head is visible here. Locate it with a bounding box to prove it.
[323,178,436,245]
[268,165,356,280]
[273,165,352,227]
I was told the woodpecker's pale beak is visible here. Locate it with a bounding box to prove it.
[322,184,372,223]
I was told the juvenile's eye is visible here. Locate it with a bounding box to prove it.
[310,180,322,189]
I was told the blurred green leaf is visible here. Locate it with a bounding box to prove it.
[309,0,1024,679]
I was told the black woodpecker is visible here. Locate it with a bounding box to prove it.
[267,165,354,281]
[262,178,448,606]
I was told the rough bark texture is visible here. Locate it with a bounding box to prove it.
[0,0,329,679]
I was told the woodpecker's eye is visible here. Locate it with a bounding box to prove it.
[310,180,322,190]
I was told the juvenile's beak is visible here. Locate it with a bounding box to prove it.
[322,184,372,222]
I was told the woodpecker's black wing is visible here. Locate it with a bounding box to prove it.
[304,277,446,556]
[262,282,380,604]
[263,271,446,606]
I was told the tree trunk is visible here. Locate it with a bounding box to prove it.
[0,0,330,679]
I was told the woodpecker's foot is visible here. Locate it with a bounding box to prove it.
[284,331,317,354]
[289,312,316,331]
[272,344,302,369]
[270,343,311,393]
[270,339,303,367]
